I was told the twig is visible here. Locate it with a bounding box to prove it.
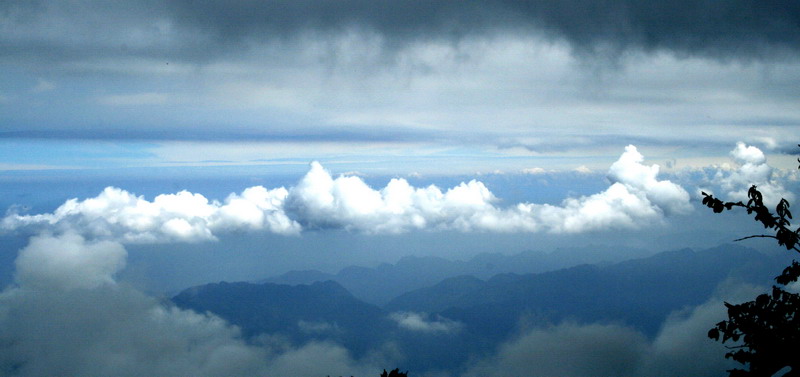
[734,235,779,242]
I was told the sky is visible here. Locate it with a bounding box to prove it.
[1,1,800,376]
[1,0,799,282]
[1,0,800,175]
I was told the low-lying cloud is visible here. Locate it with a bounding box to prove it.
[2,145,691,242]
[0,233,382,377]
[14,232,126,291]
[389,312,463,334]
[464,322,648,377]
[0,206,762,376]
[463,284,757,377]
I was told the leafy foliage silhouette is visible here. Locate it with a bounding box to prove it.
[326,368,407,377]
[380,368,408,377]
[701,149,800,377]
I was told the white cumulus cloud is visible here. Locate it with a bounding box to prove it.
[285,161,503,233]
[709,142,793,207]
[2,185,300,243]
[286,146,690,234]
[2,145,691,241]
[516,145,691,233]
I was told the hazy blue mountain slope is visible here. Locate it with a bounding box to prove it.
[384,275,488,314]
[262,255,475,306]
[172,279,486,373]
[264,269,337,286]
[263,245,651,305]
[172,280,392,356]
[171,243,794,375]
[388,244,793,337]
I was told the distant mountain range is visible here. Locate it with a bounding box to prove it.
[172,243,795,374]
[173,280,394,358]
[261,245,656,305]
[388,244,791,338]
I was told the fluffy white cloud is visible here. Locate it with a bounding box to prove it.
[287,146,690,234]
[285,161,503,233]
[516,145,691,233]
[2,145,691,240]
[389,312,463,334]
[607,145,692,216]
[214,186,300,234]
[712,142,793,207]
[2,185,300,243]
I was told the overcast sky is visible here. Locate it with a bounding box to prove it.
[2,0,799,174]
[2,4,800,375]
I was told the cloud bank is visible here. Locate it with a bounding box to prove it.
[2,145,691,242]
[0,233,745,377]
[4,0,798,65]
[0,233,381,377]
[2,186,301,242]
[14,232,126,291]
[463,285,757,377]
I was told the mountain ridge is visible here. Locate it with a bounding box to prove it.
[261,245,654,305]
[172,243,794,374]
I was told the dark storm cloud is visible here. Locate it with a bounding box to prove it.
[3,0,799,64]
[165,0,800,59]
[3,0,799,148]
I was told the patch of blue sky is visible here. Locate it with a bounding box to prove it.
[0,139,159,170]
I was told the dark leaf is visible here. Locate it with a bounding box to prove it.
[708,328,720,341]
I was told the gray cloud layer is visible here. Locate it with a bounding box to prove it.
[0,233,383,377]
[3,1,799,154]
[463,283,761,377]
[4,0,798,64]
[171,0,800,58]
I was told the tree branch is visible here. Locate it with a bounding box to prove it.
[733,235,800,253]
[734,235,780,242]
